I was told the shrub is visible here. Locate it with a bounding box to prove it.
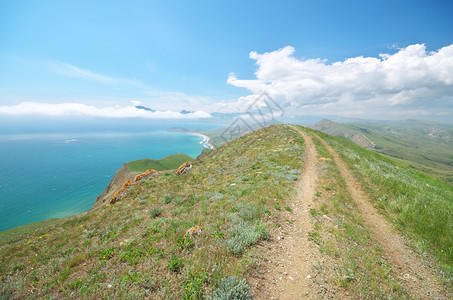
[162,194,173,204]
[226,203,268,255]
[207,276,253,300]
[151,207,163,218]
[226,219,268,255]
[167,253,184,272]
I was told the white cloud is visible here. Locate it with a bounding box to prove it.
[226,44,453,118]
[0,102,212,119]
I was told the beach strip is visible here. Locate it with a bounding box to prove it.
[188,132,215,149]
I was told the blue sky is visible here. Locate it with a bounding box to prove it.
[0,0,452,121]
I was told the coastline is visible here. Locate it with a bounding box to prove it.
[1,129,210,232]
[188,132,215,149]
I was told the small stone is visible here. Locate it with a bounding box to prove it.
[289,276,294,281]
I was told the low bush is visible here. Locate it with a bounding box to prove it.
[207,276,253,300]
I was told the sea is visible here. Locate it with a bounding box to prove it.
[0,118,221,232]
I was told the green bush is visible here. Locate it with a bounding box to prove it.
[151,207,163,218]
[226,202,268,255]
[226,219,268,255]
[162,194,173,204]
[167,253,184,272]
[207,276,253,300]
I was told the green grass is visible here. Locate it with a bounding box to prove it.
[313,128,453,286]
[347,124,453,185]
[317,119,453,185]
[0,218,62,245]
[0,124,304,299]
[306,130,410,298]
[126,153,193,172]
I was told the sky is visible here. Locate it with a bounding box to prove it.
[0,0,452,122]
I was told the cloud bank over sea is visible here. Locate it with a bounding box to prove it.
[0,101,211,119]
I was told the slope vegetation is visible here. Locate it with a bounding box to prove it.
[313,119,453,185]
[125,153,193,172]
[0,125,451,299]
[0,125,304,299]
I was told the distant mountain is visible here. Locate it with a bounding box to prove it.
[167,127,189,133]
[180,109,194,114]
[312,119,376,149]
[135,105,156,112]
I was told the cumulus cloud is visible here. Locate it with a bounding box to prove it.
[226,44,453,118]
[0,102,212,119]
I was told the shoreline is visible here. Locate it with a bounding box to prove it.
[0,130,214,233]
[187,132,215,150]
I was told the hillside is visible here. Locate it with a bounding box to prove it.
[125,153,193,173]
[312,119,376,149]
[313,119,453,185]
[0,125,452,299]
[92,153,194,209]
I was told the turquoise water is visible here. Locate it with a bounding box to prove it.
[0,125,216,232]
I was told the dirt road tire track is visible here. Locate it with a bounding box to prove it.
[314,133,449,299]
[252,126,321,299]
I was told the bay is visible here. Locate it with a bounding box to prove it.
[0,123,218,232]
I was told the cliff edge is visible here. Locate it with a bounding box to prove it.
[91,164,137,210]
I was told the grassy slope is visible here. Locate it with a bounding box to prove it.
[0,125,304,299]
[0,219,62,246]
[315,119,453,185]
[1,124,451,298]
[342,121,453,185]
[126,153,193,172]
[306,129,410,298]
[313,129,453,283]
[158,153,193,169]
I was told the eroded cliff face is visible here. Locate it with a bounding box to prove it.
[91,165,137,210]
